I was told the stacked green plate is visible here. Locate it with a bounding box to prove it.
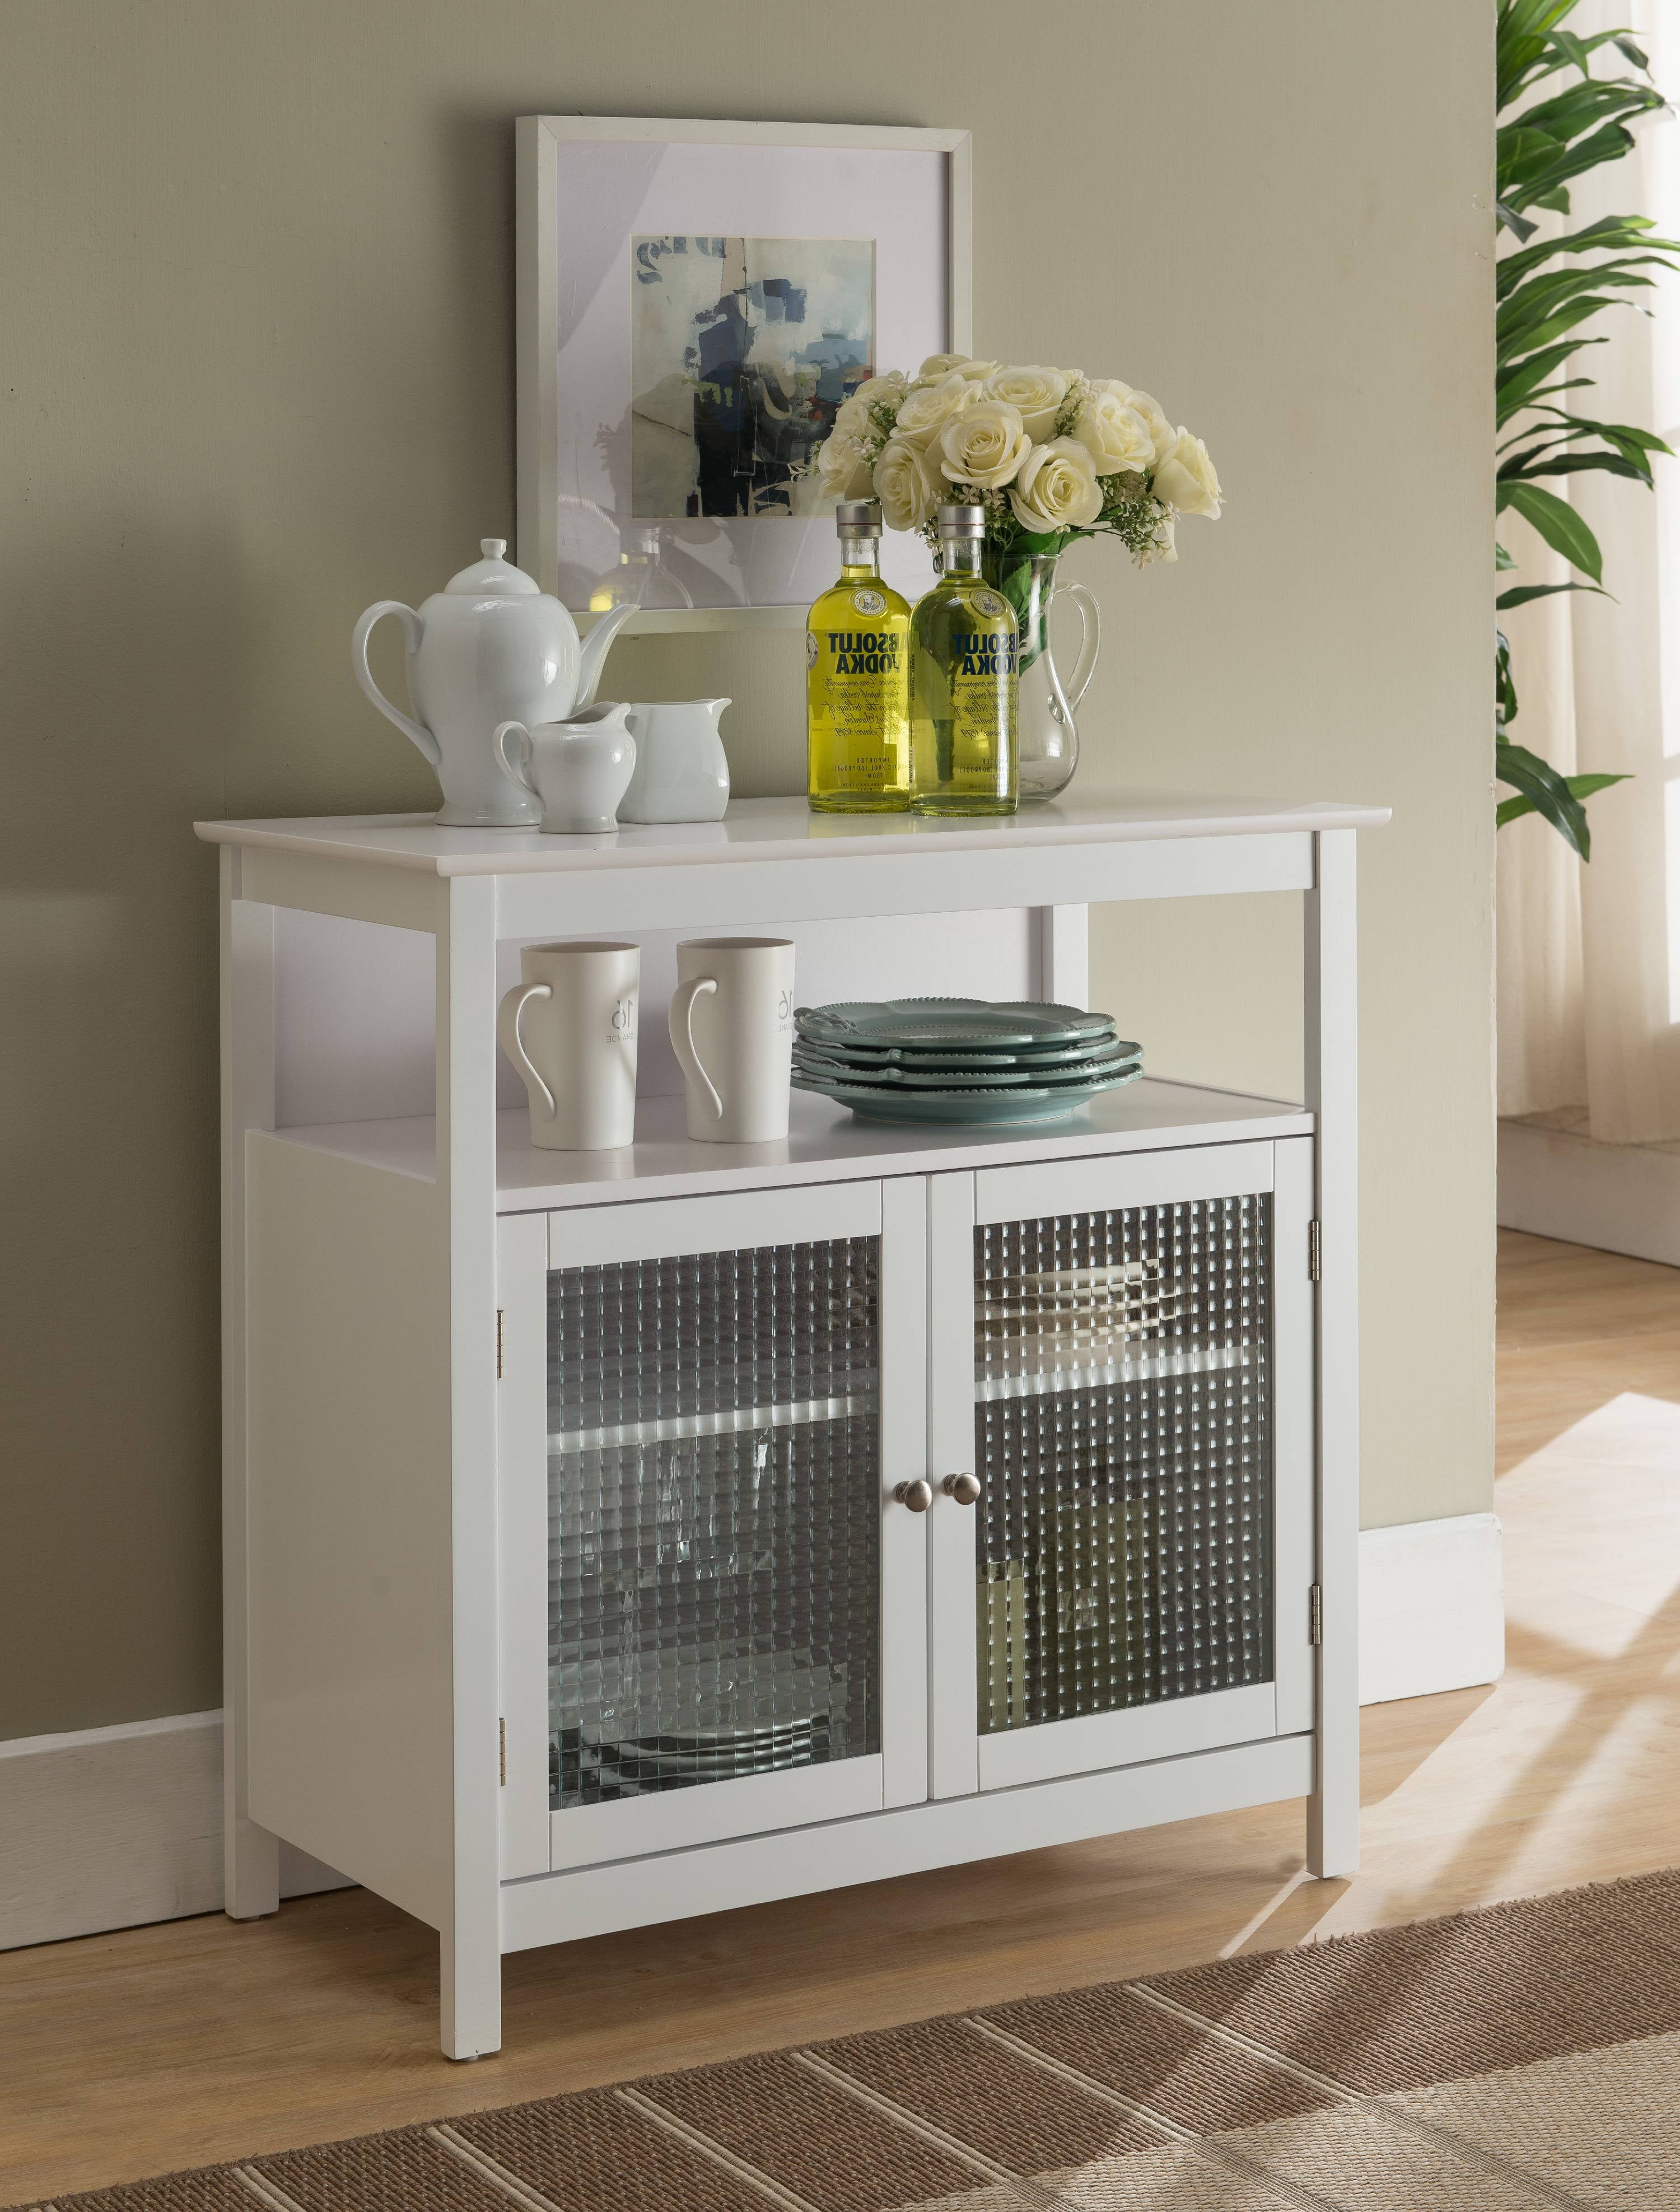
[792,998,1142,1126]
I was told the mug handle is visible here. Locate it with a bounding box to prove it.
[497,980,556,1119]
[493,720,536,798]
[668,976,722,1122]
[1048,581,1102,713]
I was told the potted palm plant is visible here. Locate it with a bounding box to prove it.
[1495,0,1678,855]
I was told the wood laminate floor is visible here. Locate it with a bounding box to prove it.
[5,1228,1680,2205]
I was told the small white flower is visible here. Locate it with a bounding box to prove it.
[1007,438,1104,534]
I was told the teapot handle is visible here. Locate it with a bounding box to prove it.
[1048,581,1102,715]
[493,720,537,797]
[351,602,442,769]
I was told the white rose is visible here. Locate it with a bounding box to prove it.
[981,365,1069,443]
[1070,390,1154,477]
[816,436,875,500]
[892,372,978,448]
[1152,427,1222,519]
[1007,438,1104,534]
[872,436,940,531]
[831,395,870,441]
[852,371,907,407]
[937,399,1032,489]
[1091,380,1174,469]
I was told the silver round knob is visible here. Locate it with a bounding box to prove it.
[942,1472,982,1505]
[893,1479,934,1513]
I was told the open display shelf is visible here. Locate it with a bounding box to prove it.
[199,787,1384,2057]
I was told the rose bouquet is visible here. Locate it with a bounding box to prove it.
[814,354,1221,679]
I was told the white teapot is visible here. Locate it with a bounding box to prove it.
[352,539,636,827]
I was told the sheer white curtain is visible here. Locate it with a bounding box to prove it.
[1497,3,1680,1141]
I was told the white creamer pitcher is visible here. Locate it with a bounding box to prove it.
[352,538,635,827]
[618,698,731,824]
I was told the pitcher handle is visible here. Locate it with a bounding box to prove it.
[497,981,556,1119]
[668,976,722,1122]
[493,719,537,798]
[351,601,442,768]
[1049,581,1102,714]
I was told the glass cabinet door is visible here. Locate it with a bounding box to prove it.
[929,1141,1313,1797]
[500,1181,927,1876]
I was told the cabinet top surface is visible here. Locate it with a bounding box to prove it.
[195,791,1389,876]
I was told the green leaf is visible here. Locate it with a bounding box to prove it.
[1501,121,1640,217]
[1496,213,1678,296]
[1497,479,1606,581]
[1497,335,1604,424]
[1526,409,1674,466]
[1497,768,1630,832]
[1501,293,1639,361]
[1515,450,1652,484]
[1496,540,1518,570]
[1495,579,1606,608]
[1495,739,1598,856]
[1498,199,1541,240]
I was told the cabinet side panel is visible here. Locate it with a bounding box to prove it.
[246,1136,452,1927]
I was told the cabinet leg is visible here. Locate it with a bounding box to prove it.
[1306,1722,1360,1879]
[225,1813,281,1921]
[440,1922,502,2061]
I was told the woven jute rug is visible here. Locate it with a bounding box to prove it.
[20,1868,1680,2212]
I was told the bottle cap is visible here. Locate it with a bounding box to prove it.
[937,503,986,537]
[836,500,882,535]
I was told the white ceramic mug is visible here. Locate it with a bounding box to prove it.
[493,704,636,833]
[498,941,639,1150]
[668,937,795,1143]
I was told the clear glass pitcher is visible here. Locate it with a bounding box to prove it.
[1015,554,1101,802]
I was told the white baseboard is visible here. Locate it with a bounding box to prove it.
[0,1710,349,1952]
[1499,1114,1680,1266]
[3,1520,1503,1950]
[1359,1511,1505,1705]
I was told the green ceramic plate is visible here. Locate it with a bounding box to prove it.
[794,1031,1135,1070]
[792,1064,1142,1126]
[795,997,1116,1049]
[794,1044,1141,1090]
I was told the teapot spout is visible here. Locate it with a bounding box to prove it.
[574,602,637,712]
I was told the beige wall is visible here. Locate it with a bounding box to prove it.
[0,2,1494,1739]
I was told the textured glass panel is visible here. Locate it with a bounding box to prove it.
[548,1238,880,1809]
[975,1195,1272,1734]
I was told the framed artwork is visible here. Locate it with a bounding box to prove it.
[516,116,972,632]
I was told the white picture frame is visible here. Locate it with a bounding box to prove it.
[516,116,973,634]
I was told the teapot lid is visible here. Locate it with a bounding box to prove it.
[444,538,540,598]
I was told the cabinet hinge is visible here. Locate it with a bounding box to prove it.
[1307,1220,1322,1283]
[496,1308,505,1380]
[1309,1584,1324,1645]
[499,1717,506,1786]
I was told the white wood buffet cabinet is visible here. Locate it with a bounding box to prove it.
[197,790,1386,2059]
